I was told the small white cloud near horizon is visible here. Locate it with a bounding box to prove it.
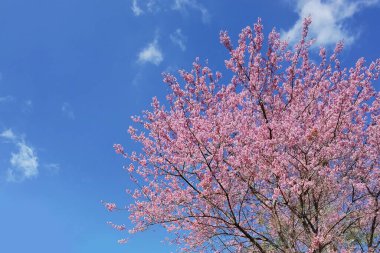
[0,129,39,182]
[170,29,187,51]
[131,0,143,16]
[137,39,164,65]
[282,0,379,46]
[62,102,75,120]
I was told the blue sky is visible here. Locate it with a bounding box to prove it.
[0,0,379,252]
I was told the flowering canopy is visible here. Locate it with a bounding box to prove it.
[110,18,380,252]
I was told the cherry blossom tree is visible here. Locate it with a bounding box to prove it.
[109,18,380,252]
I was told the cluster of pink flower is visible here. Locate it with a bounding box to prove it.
[112,144,124,155]
[110,17,380,252]
[102,202,116,212]
[107,221,126,231]
[117,238,128,244]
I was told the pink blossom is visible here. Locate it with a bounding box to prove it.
[113,144,124,155]
[107,221,126,231]
[103,202,116,212]
[117,238,128,244]
[108,18,380,252]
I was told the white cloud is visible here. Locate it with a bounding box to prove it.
[172,0,210,23]
[170,29,187,51]
[138,40,163,65]
[131,0,143,16]
[131,0,160,15]
[8,143,39,181]
[62,102,75,120]
[129,0,210,23]
[146,0,161,13]
[0,129,39,182]
[0,129,17,141]
[282,0,379,46]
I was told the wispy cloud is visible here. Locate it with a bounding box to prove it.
[0,95,14,103]
[131,0,143,16]
[0,129,39,182]
[170,29,187,51]
[129,0,210,23]
[25,100,32,107]
[146,0,161,13]
[0,129,17,141]
[282,0,379,46]
[172,0,210,23]
[62,102,75,120]
[20,99,33,113]
[131,69,143,87]
[130,0,161,16]
[137,39,163,65]
[45,163,60,175]
[7,143,39,182]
